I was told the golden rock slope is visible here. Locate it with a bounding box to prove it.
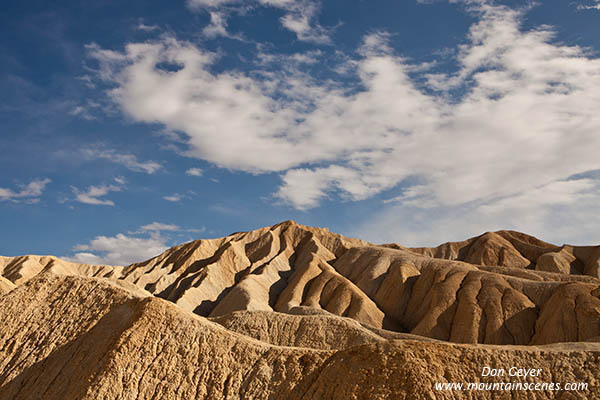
[1,221,600,398]
[1,273,599,400]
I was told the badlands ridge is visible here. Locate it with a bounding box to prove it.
[1,221,599,399]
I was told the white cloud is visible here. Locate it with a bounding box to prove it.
[82,148,161,174]
[137,23,159,32]
[67,232,169,265]
[76,75,96,89]
[187,0,331,43]
[72,182,122,206]
[274,0,331,44]
[0,188,20,200]
[186,167,203,176]
[202,11,230,38]
[139,222,181,232]
[65,222,194,265]
[91,2,600,242]
[163,194,182,202]
[69,105,95,120]
[276,165,375,210]
[187,0,237,7]
[576,1,600,11]
[355,179,600,247]
[88,38,310,172]
[16,179,51,198]
[275,168,331,210]
[163,190,196,202]
[0,178,51,203]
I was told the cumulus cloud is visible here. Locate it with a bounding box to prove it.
[67,232,169,265]
[82,148,162,174]
[91,2,600,241]
[276,166,371,210]
[0,178,51,203]
[65,222,200,265]
[88,38,308,172]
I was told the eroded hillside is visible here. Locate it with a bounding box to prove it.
[2,221,600,346]
[1,273,598,399]
[1,221,600,398]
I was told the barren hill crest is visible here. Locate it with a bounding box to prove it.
[2,220,600,346]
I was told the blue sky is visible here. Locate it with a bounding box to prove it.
[2,0,600,264]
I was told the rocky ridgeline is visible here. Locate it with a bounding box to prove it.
[1,221,600,398]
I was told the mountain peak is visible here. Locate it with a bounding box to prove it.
[2,223,600,345]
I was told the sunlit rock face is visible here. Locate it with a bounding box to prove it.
[1,221,600,398]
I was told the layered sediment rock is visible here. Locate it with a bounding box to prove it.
[408,230,600,277]
[2,221,600,345]
[0,273,598,399]
[1,221,600,398]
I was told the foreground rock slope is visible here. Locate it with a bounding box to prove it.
[1,221,600,398]
[1,273,598,399]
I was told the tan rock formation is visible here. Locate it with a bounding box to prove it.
[1,221,600,398]
[0,276,15,294]
[1,273,599,399]
[0,254,121,285]
[209,309,438,350]
[2,221,600,346]
[408,230,600,278]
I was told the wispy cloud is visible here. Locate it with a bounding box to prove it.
[69,105,96,120]
[187,0,235,7]
[202,11,231,38]
[0,178,51,203]
[163,190,195,202]
[71,180,123,206]
[137,23,159,32]
[271,0,331,44]
[139,222,180,232]
[185,167,203,176]
[187,0,331,43]
[163,194,183,202]
[82,148,162,174]
[76,75,96,89]
[68,99,103,120]
[576,1,600,10]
